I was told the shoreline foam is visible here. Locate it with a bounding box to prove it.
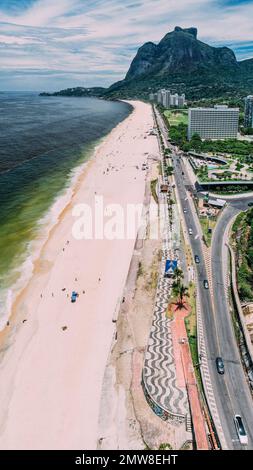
[0,134,115,331]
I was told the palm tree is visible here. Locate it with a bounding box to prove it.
[172,267,184,286]
[173,282,189,309]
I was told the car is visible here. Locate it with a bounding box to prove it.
[216,357,225,375]
[183,208,187,213]
[194,255,200,264]
[248,202,253,207]
[188,228,193,235]
[234,415,248,445]
[203,280,209,289]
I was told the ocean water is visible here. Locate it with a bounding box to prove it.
[0,92,132,327]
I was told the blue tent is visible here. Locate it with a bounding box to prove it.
[165,260,178,277]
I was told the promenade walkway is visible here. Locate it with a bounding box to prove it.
[142,191,191,427]
[171,304,209,450]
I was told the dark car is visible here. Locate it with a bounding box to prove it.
[216,357,225,375]
[248,202,253,207]
[203,280,209,289]
[195,255,200,264]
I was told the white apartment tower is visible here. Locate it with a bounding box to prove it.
[188,105,239,140]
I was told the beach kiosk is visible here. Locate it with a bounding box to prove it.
[164,260,178,278]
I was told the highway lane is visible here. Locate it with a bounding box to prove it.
[211,203,253,449]
[175,156,253,449]
[154,107,253,449]
[172,155,241,449]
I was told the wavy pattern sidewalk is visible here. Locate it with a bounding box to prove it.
[142,194,190,426]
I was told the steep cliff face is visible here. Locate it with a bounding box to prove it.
[125,27,238,81]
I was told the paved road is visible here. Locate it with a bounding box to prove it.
[211,201,253,450]
[175,157,253,449]
[155,108,253,449]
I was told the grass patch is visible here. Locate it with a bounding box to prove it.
[185,282,202,389]
[137,261,143,279]
[231,208,253,302]
[150,179,158,204]
[199,217,216,247]
[164,109,188,127]
[145,268,159,292]
[158,443,172,450]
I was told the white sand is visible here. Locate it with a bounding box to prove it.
[0,101,157,450]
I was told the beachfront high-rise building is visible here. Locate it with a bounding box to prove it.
[157,89,164,104]
[178,94,186,108]
[188,105,239,140]
[170,93,179,107]
[244,96,253,128]
[163,90,171,108]
[154,89,186,108]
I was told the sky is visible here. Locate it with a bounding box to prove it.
[0,0,253,92]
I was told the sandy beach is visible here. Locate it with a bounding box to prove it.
[0,100,158,450]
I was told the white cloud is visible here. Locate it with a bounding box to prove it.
[0,0,252,91]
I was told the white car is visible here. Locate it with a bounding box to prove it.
[188,228,193,235]
[234,415,248,445]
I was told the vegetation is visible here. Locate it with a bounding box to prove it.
[172,267,184,286]
[231,208,253,301]
[150,179,158,204]
[165,165,174,176]
[168,124,253,160]
[164,109,188,127]
[188,97,245,111]
[185,283,197,363]
[172,282,189,309]
[158,443,172,450]
[199,216,216,247]
[196,164,208,181]
[137,261,143,279]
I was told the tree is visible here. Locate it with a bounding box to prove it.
[173,282,189,309]
[172,267,184,286]
[190,133,202,150]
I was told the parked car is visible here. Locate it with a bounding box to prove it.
[216,357,225,375]
[194,255,200,264]
[234,415,248,445]
[203,280,209,289]
[188,228,193,235]
[248,202,253,207]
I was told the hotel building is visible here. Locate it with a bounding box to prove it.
[188,105,239,140]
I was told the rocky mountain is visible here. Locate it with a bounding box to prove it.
[125,27,237,80]
[106,26,253,99]
[40,26,253,101]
